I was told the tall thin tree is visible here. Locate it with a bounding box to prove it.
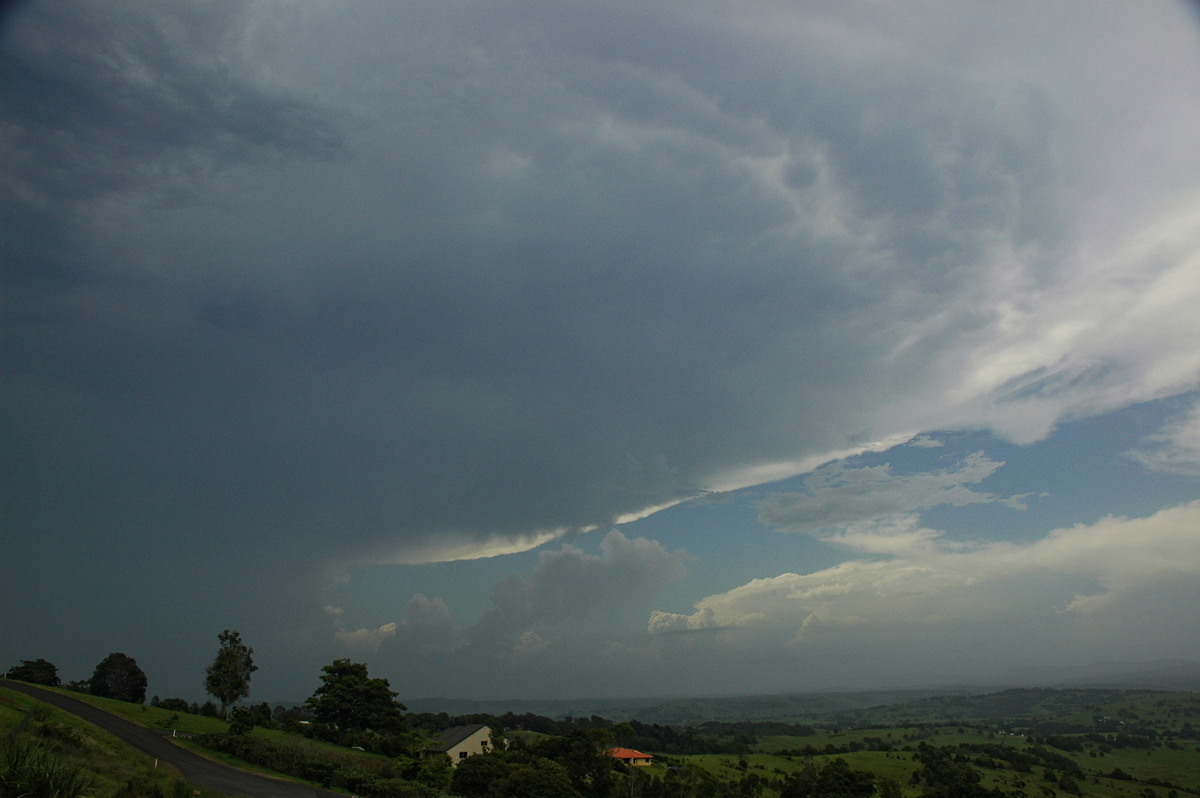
[204,629,258,717]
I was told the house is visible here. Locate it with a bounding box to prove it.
[427,724,494,767]
[607,747,653,767]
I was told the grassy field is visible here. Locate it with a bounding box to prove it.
[0,685,415,795]
[681,745,1200,798]
[27,687,395,771]
[0,686,226,797]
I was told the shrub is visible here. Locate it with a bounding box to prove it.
[34,720,88,751]
[112,774,167,797]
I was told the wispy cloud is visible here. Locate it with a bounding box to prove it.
[757,452,1023,533]
[1131,397,1200,476]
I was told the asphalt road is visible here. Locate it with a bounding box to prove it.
[1,680,345,798]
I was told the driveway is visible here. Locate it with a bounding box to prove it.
[2,680,345,798]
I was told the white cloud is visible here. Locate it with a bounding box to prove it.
[821,514,949,556]
[889,194,1200,446]
[647,606,720,635]
[650,501,1200,644]
[384,529,569,566]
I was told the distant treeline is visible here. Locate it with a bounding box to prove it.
[407,710,818,755]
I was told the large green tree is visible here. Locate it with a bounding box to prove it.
[89,652,147,703]
[204,629,258,717]
[5,658,60,686]
[305,658,405,734]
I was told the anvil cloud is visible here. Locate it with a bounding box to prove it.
[2,1,1199,701]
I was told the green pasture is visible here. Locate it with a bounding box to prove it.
[1055,690,1200,732]
[739,719,1200,798]
[754,724,1012,753]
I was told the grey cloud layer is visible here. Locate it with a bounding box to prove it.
[4,0,1200,572]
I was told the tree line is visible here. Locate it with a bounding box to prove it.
[4,628,258,714]
[5,654,149,704]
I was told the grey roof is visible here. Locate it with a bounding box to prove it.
[428,723,490,752]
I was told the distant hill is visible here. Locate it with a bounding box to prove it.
[404,659,1200,726]
[406,688,970,725]
[980,658,1200,691]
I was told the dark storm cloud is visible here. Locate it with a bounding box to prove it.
[1,1,338,229]
[4,0,1199,578]
[5,0,1200,701]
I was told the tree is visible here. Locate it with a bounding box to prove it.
[491,762,582,798]
[205,629,257,717]
[531,728,615,797]
[89,652,147,703]
[451,752,511,798]
[227,706,255,735]
[305,658,405,735]
[5,658,60,686]
[780,758,875,798]
[450,752,581,798]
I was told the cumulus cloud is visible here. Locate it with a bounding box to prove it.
[757,452,1023,533]
[330,530,686,663]
[393,594,467,656]
[468,530,687,651]
[328,594,465,656]
[325,606,397,653]
[650,502,1200,643]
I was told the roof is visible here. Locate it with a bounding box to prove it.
[608,747,653,760]
[428,723,490,752]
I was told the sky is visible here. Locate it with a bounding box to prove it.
[2,1,1200,705]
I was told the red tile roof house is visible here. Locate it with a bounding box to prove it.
[607,747,654,767]
[427,723,495,767]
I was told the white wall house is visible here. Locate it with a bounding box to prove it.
[427,723,494,767]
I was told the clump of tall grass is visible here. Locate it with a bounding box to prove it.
[1,737,94,797]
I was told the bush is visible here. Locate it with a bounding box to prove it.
[227,707,255,735]
[151,697,193,713]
